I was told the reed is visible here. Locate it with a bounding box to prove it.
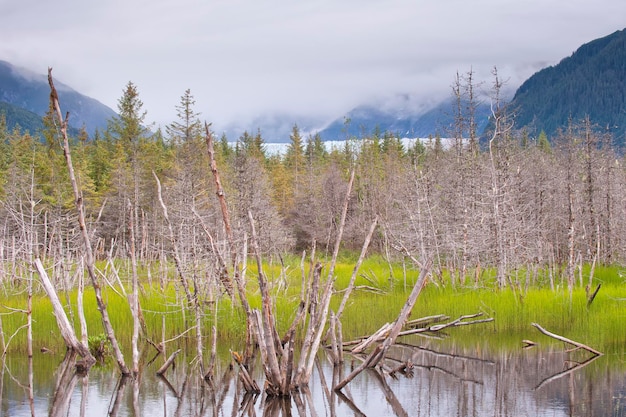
[0,259,623,356]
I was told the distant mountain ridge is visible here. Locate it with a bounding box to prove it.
[510,28,626,142]
[0,60,116,137]
[3,27,626,145]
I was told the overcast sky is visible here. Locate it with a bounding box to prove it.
[1,0,625,131]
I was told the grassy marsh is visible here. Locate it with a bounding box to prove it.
[0,258,624,357]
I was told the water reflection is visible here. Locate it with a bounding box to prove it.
[1,340,625,416]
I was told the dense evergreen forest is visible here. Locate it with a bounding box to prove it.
[1,75,624,292]
[511,28,626,142]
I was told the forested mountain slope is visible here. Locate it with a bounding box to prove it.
[0,101,44,134]
[0,60,116,137]
[510,28,626,143]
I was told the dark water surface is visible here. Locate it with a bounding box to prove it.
[2,339,625,416]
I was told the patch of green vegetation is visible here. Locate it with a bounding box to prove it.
[0,259,624,358]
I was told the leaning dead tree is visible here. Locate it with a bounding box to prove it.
[34,259,95,367]
[48,69,130,375]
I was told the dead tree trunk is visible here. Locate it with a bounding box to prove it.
[127,200,141,375]
[48,68,129,375]
[248,211,288,396]
[205,125,255,364]
[334,216,378,322]
[204,124,234,297]
[153,172,205,375]
[294,168,355,388]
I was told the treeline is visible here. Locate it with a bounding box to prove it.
[1,80,625,288]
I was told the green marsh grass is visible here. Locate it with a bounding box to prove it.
[0,259,624,357]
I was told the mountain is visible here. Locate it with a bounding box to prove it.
[0,60,117,137]
[317,96,491,140]
[510,28,626,142]
[0,101,45,134]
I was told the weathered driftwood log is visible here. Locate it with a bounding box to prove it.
[531,322,602,356]
[350,323,392,354]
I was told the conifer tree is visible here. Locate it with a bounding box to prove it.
[166,89,202,144]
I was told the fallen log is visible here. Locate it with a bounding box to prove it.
[342,313,493,350]
[350,323,392,354]
[531,323,602,356]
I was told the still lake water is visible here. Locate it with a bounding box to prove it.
[2,338,625,417]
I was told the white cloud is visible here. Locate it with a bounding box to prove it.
[1,0,624,132]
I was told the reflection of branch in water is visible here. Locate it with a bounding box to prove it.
[158,374,179,397]
[212,365,235,413]
[80,374,89,417]
[303,386,321,417]
[370,368,408,417]
[49,350,80,417]
[131,376,140,417]
[292,390,307,417]
[174,375,189,416]
[263,396,291,417]
[107,375,130,417]
[396,343,497,365]
[314,357,332,406]
[413,363,484,385]
[534,354,601,390]
[335,389,367,417]
[238,391,258,417]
